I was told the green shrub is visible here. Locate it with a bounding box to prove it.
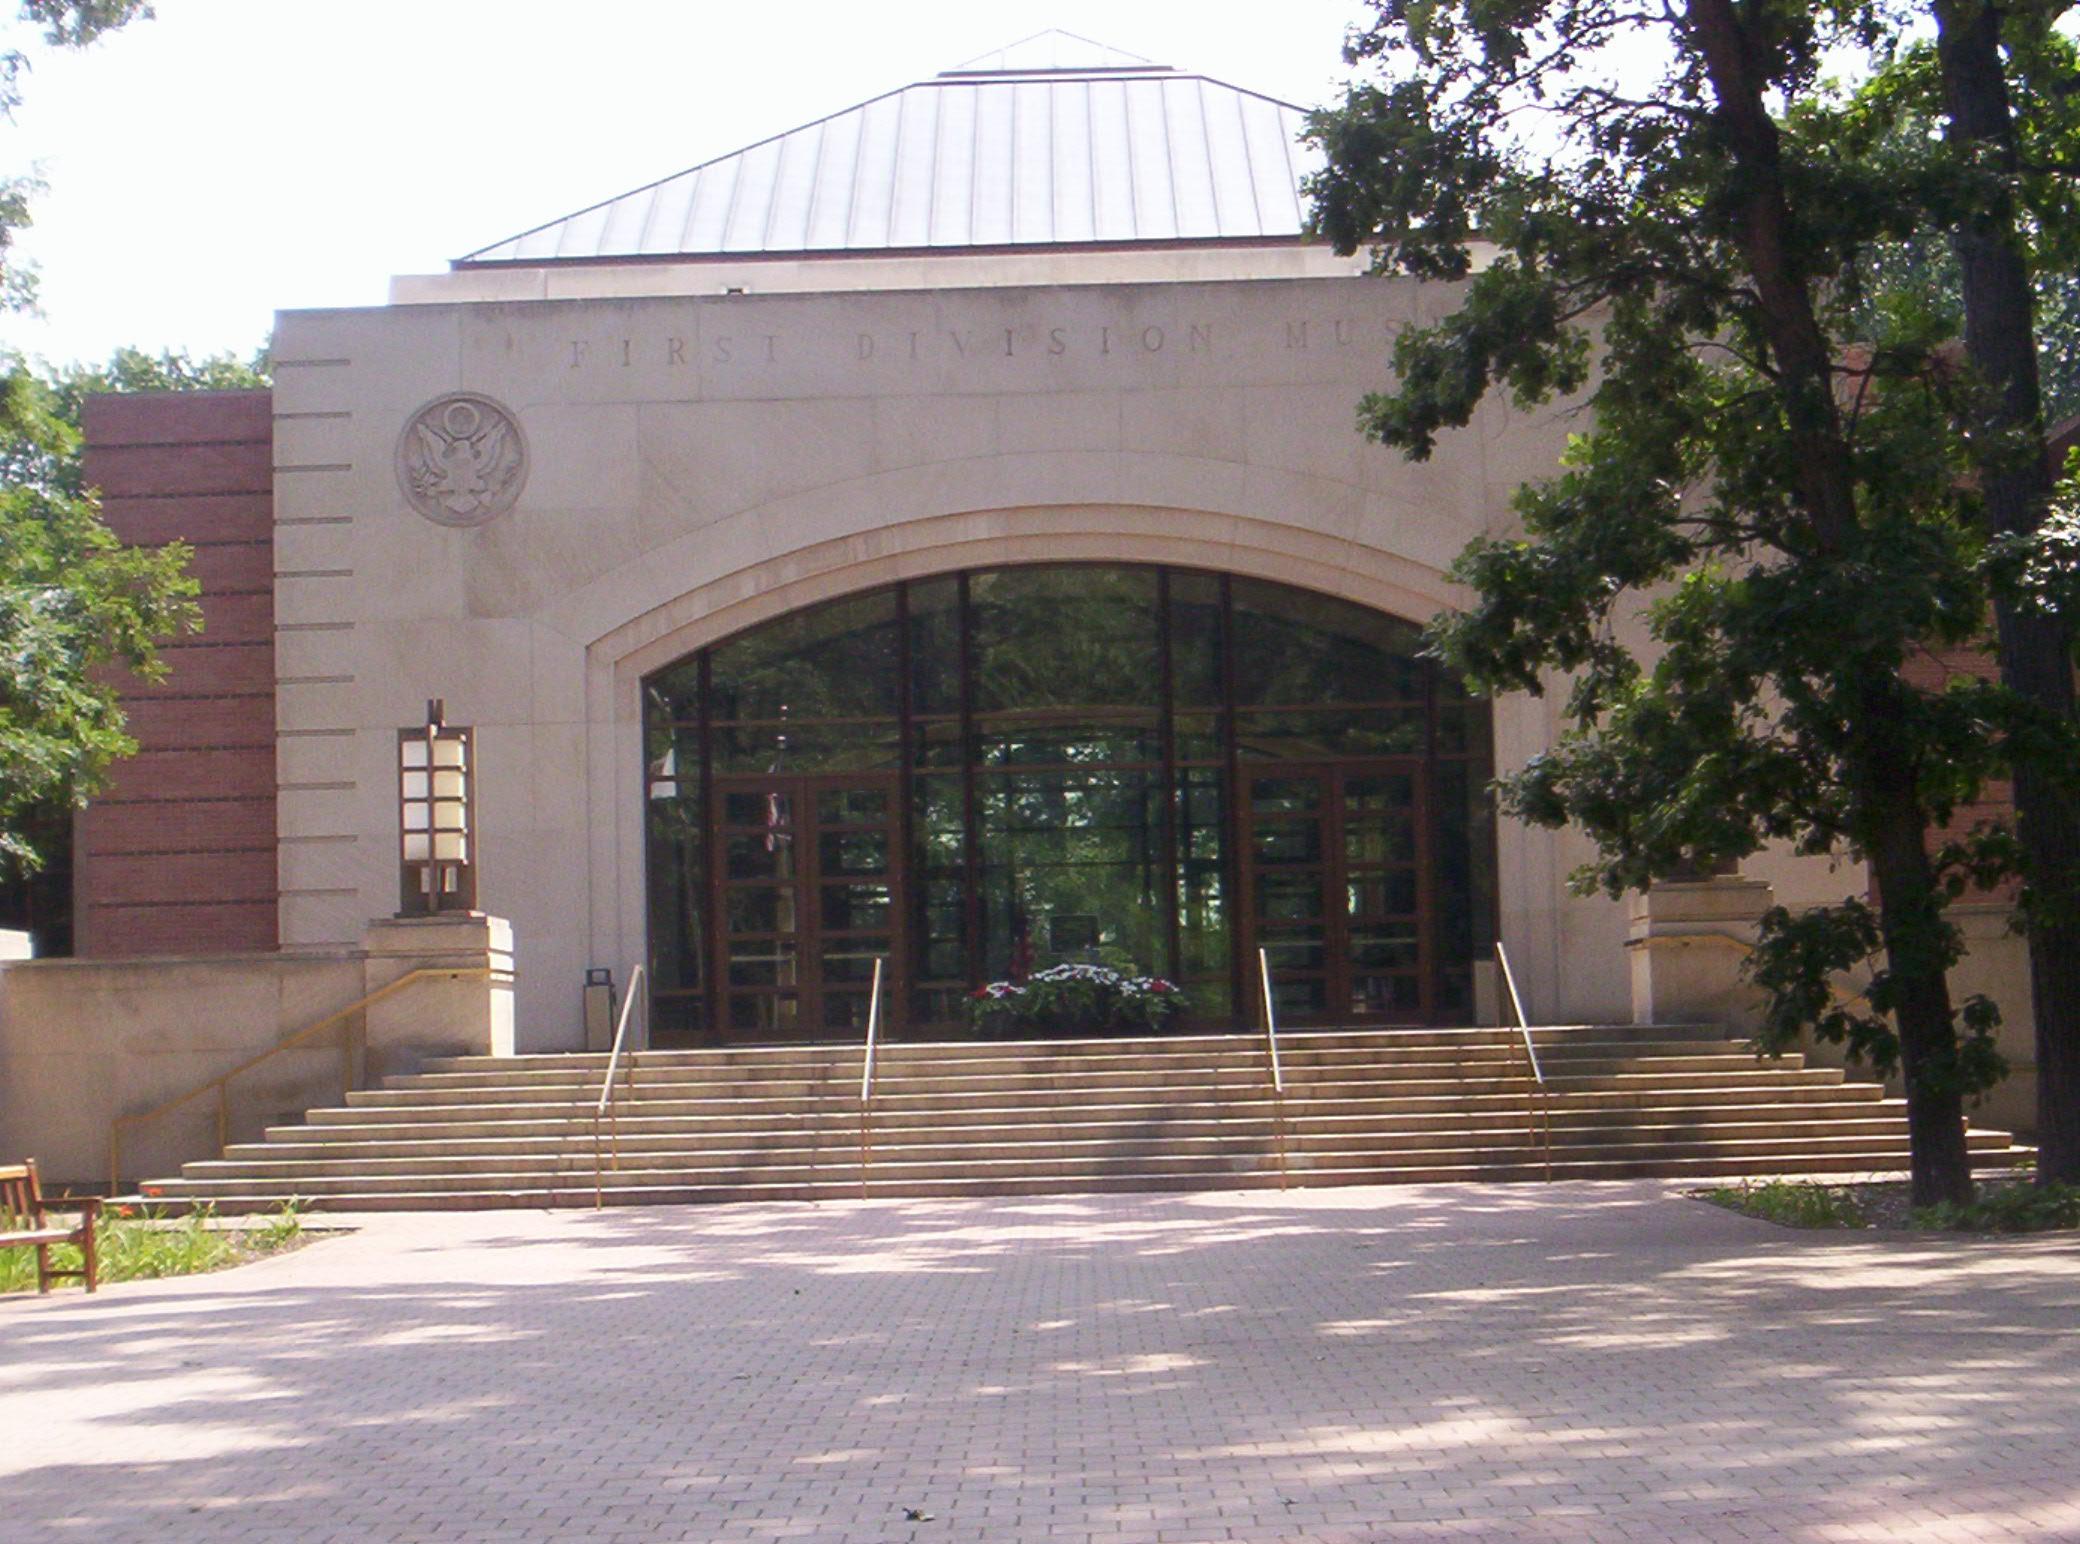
[1912,1181,2080,1234]
[1700,1179,1869,1229]
[1,1199,312,1293]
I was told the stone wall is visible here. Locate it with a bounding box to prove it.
[0,915,514,1189]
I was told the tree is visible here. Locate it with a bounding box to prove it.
[1306,0,2080,1206]
[0,360,198,875]
[1921,4,2080,1184]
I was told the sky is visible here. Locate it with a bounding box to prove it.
[2,0,1371,370]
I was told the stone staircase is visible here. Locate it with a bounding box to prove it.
[141,1024,2031,1212]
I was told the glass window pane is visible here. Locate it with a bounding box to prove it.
[727,938,798,987]
[725,886,796,935]
[647,800,704,992]
[709,587,901,724]
[907,576,963,717]
[819,831,889,877]
[711,723,897,774]
[1256,872,1323,921]
[725,833,795,880]
[1169,570,1224,709]
[1231,577,1426,706]
[816,787,888,826]
[1250,821,1321,865]
[1236,708,1425,759]
[978,765,1162,979]
[821,883,892,931]
[1350,871,1419,918]
[970,566,1159,713]
[1249,776,1320,815]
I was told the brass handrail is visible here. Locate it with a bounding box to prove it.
[858,958,885,1198]
[109,965,491,1193]
[1257,947,1289,1189]
[1492,941,1553,1181]
[591,964,648,1209]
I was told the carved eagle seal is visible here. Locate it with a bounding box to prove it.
[395,393,527,526]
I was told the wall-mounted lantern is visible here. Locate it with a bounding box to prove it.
[398,698,476,915]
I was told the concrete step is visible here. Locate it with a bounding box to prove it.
[293,1079,1890,1135]
[142,1022,2021,1214]
[240,1103,1914,1161]
[188,1118,1997,1181]
[168,1126,2018,1193]
[389,1044,1783,1093]
[150,1139,2036,1212]
[412,1023,1735,1075]
[341,1063,1842,1111]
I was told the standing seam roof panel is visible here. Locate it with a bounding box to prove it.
[931,85,979,247]
[847,96,900,249]
[806,106,865,251]
[1087,80,1135,241]
[970,81,1016,246]
[720,137,784,251]
[681,159,738,251]
[1166,78,1222,240]
[1052,80,1095,245]
[456,42,1317,264]
[638,166,700,255]
[887,87,939,246]
[760,119,822,251]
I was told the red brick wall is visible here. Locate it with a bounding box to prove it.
[74,390,278,956]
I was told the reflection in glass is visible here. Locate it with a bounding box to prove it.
[643,564,1496,1040]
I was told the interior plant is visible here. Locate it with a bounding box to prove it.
[966,964,1187,1039]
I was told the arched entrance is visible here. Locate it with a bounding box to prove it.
[641,564,1495,1044]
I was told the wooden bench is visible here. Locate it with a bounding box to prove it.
[1,1159,100,1293]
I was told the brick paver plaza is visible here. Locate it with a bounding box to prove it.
[3,1180,2077,1542]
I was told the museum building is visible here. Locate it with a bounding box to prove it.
[9,33,2042,1121]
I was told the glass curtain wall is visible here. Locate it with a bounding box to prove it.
[643,565,1495,1043]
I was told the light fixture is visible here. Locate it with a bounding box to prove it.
[398,698,476,915]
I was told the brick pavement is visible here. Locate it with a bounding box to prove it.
[2,1180,2077,1542]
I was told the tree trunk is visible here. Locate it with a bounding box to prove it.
[1862,726,1977,1209]
[1934,0,2080,1185]
[1690,0,1978,1204]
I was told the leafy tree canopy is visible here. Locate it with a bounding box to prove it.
[1306,0,2080,1205]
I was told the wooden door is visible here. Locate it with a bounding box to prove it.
[712,773,902,1042]
[1239,762,1430,1024]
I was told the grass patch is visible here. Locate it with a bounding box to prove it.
[1912,1181,2080,1234]
[1,1200,311,1294]
[1698,1179,1870,1229]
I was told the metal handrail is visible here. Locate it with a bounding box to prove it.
[1257,947,1289,1189]
[1492,941,1552,1181]
[109,965,490,1193]
[858,958,885,1198]
[591,964,648,1209]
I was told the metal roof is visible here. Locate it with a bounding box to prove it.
[457,31,1319,266]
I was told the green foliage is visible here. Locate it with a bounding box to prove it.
[967,964,1188,1038]
[1700,1180,1870,1229]
[1912,1180,2080,1232]
[1304,0,2080,1118]
[0,1198,310,1294]
[0,352,222,875]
